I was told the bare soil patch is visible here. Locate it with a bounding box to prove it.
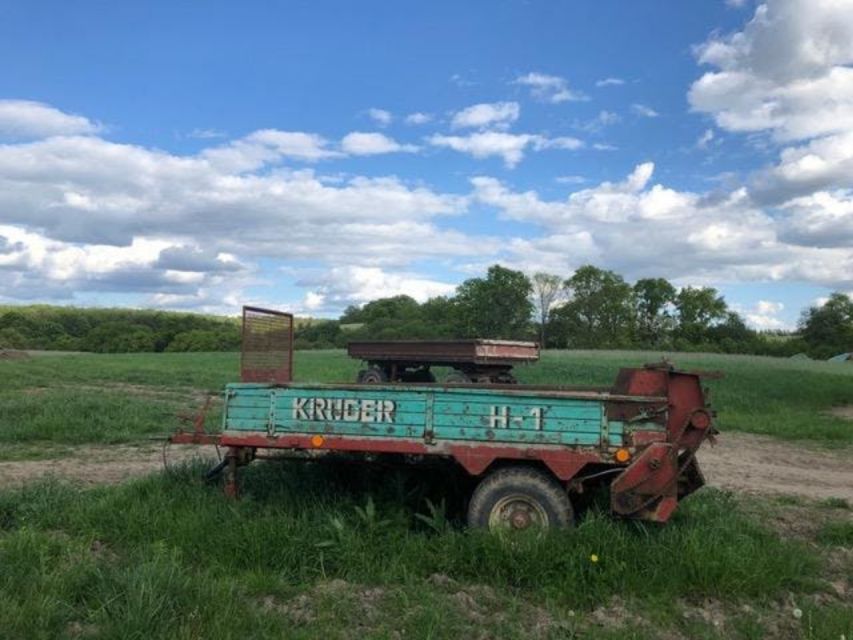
[0,443,218,488]
[0,349,31,360]
[828,405,853,421]
[62,382,208,403]
[698,432,853,502]
[1,432,852,504]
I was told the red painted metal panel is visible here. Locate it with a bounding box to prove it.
[629,430,668,446]
[609,367,715,522]
[170,432,221,445]
[214,432,600,480]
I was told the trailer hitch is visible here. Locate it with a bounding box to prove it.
[170,393,222,446]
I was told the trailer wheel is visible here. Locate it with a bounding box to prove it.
[467,467,573,531]
[359,366,388,384]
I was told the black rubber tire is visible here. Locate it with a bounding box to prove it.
[360,366,388,384]
[467,466,574,530]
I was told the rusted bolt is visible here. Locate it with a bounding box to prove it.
[691,411,712,430]
[510,510,531,529]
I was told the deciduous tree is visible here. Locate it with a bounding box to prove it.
[531,272,564,347]
[799,292,853,359]
[634,277,677,346]
[454,265,533,339]
[675,287,727,343]
[553,266,635,348]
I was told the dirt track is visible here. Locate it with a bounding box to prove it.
[0,444,220,488]
[697,432,853,502]
[0,434,851,501]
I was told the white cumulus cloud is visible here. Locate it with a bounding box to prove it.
[778,189,853,248]
[631,103,660,118]
[595,77,625,87]
[690,0,853,141]
[0,99,101,138]
[689,0,853,222]
[697,128,716,149]
[429,132,533,167]
[743,300,787,330]
[450,102,520,130]
[202,129,342,171]
[296,266,456,312]
[340,132,418,155]
[367,108,392,127]
[471,163,853,291]
[428,132,583,168]
[404,112,432,125]
[0,115,494,311]
[514,72,587,103]
[576,110,621,133]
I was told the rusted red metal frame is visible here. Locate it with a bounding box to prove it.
[171,430,605,481]
[608,368,715,521]
[347,339,540,367]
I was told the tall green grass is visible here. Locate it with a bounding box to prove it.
[0,389,182,444]
[0,461,843,639]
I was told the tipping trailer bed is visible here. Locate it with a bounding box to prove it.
[172,308,717,528]
[348,339,540,384]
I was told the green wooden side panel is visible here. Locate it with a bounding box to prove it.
[609,420,625,441]
[223,383,626,447]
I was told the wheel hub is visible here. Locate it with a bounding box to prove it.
[489,494,549,531]
[510,509,531,529]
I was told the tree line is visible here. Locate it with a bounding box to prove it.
[297,264,852,359]
[0,265,850,357]
[0,305,240,353]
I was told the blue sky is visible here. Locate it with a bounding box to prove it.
[1,0,852,329]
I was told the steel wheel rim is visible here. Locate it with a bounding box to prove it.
[488,493,549,530]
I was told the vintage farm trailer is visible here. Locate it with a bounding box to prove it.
[348,339,540,384]
[172,307,717,529]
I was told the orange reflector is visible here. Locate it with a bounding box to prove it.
[310,435,325,448]
[614,448,631,463]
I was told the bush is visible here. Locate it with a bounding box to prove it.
[0,306,242,354]
[84,323,157,353]
[166,328,240,352]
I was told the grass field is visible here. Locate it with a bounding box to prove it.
[2,349,852,447]
[0,350,851,639]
